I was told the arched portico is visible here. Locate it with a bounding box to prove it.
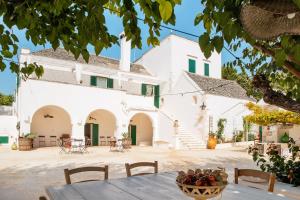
[128,113,153,146]
[30,105,72,147]
[85,109,117,146]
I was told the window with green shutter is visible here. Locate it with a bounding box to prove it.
[107,78,114,88]
[154,85,160,108]
[90,76,97,86]
[141,84,147,96]
[204,63,209,76]
[0,136,9,144]
[188,59,196,73]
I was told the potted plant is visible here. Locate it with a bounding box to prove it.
[11,138,17,150]
[19,132,36,151]
[122,132,131,149]
[207,132,217,149]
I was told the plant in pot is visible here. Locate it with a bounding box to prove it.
[207,132,217,149]
[19,132,37,151]
[280,132,289,143]
[216,118,227,144]
[122,132,131,149]
[11,138,18,150]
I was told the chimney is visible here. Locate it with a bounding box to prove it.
[75,64,82,84]
[119,32,131,72]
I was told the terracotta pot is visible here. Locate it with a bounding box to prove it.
[18,137,33,151]
[207,136,217,149]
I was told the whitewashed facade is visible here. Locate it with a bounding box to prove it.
[10,34,254,149]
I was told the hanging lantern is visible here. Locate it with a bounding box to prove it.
[240,0,300,40]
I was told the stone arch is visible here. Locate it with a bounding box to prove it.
[30,105,72,147]
[84,109,117,146]
[129,113,153,146]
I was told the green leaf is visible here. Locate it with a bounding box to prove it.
[159,1,173,21]
[274,49,286,66]
[212,36,223,53]
[198,33,210,52]
[293,0,300,9]
[194,14,203,26]
[2,50,13,58]
[81,49,90,63]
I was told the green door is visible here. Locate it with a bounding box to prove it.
[92,124,99,146]
[259,126,263,143]
[130,125,137,145]
[0,136,9,144]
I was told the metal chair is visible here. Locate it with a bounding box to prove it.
[38,135,46,147]
[64,165,109,184]
[50,136,57,146]
[99,136,106,146]
[234,168,276,192]
[125,161,158,177]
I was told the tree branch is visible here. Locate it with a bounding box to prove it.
[253,43,300,79]
[253,74,300,113]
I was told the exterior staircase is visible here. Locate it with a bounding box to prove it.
[177,127,206,150]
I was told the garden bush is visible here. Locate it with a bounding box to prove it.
[248,138,300,186]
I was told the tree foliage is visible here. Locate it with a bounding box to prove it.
[196,0,300,113]
[244,102,300,126]
[222,65,262,100]
[0,0,180,79]
[0,93,14,106]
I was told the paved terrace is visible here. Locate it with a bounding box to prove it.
[0,146,298,200]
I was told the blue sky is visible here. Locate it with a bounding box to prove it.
[0,1,235,95]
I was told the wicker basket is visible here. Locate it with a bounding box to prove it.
[176,181,227,200]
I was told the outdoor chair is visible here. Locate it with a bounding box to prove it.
[125,161,158,177]
[234,168,276,192]
[50,136,57,146]
[109,137,118,151]
[39,135,46,147]
[99,136,106,146]
[64,165,109,184]
[57,139,70,154]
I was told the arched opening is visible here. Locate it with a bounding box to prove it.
[31,105,72,147]
[85,109,116,146]
[129,113,153,146]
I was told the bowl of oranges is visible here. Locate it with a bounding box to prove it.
[176,168,228,200]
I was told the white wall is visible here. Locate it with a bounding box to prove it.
[136,34,222,94]
[161,73,207,141]
[17,79,157,140]
[206,94,252,140]
[0,115,17,145]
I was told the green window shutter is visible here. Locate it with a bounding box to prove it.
[141,84,147,96]
[188,59,196,73]
[107,78,114,88]
[204,63,210,76]
[90,76,97,86]
[0,136,9,144]
[154,85,160,108]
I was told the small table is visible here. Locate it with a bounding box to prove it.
[46,172,292,200]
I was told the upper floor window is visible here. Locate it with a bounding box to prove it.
[90,76,114,89]
[204,63,209,76]
[141,84,154,96]
[188,59,196,73]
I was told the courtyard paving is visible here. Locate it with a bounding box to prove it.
[0,146,298,200]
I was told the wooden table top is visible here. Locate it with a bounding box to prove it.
[46,172,292,200]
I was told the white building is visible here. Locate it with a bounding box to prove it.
[8,34,254,149]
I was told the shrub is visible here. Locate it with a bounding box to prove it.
[248,133,255,141]
[248,138,300,186]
